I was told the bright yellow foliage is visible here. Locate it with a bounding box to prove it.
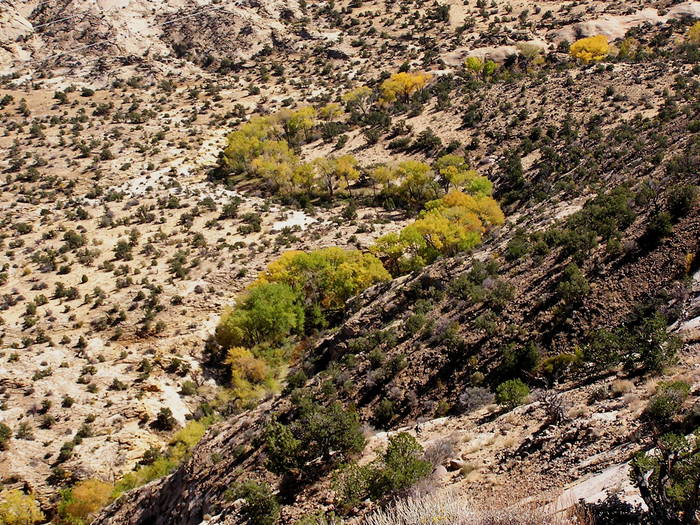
[465,56,483,73]
[373,189,503,275]
[226,346,269,384]
[342,86,373,113]
[61,479,113,524]
[689,21,700,44]
[318,102,344,121]
[569,35,609,62]
[0,490,44,525]
[380,72,431,104]
[222,116,277,173]
[249,140,298,191]
[280,106,316,141]
[313,155,360,197]
[258,247,391,311]
[428,189,505,226]
[369,164,399,192]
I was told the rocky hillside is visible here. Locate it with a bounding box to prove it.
[0,0,699,523]
[95,26,700,525]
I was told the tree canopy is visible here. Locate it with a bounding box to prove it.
[569,35,609,62]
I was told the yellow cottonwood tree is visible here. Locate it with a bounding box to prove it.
[569,35,609,62]
[380,72,431,104]
[250,140,298,192]
[373,190,504,275]
[222,116,277,174]
[319,102,344,121]
[369,164,399,194]
[226,346,269,384]
[258,247,390,313]
[280,106,317,143]
[342,86,373,114]
[313,155,360,197]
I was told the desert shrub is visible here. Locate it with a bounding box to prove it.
[556,263,590,304]
[495,379,530,409]
[505,230,529,261]
[264,401,365,476]
[667,184,698,221]
[334,433,431,509]
[368,433,432,498]
[645,381,690,425]
[0,490,44,525]
[498,343,539,380]
[539,352,582,381]
[0,423,10,450]
[232,481,280,525]
[58,479,114,525]
[373,399,395,428]
[422,436,457,468]
[458,387,495,413]
[555,185,636,260]
[294,511,343,525]
[644,211,673,243]
[584,312,681,373]
[577,494,651,525]
[631,431,700,524]
[153,407,177,431]
[361,492,570,525]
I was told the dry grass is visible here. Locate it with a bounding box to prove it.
[611,380,634,397]
[360,493,579,525]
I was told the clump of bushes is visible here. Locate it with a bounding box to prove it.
[372,189,503,276]
[57,479,114,525]
[584,312,682,373]
[229,481,280,525]
[644,380,690,425]
[264,400,365,478]
[334,432,432,511]
[215,247,390,401]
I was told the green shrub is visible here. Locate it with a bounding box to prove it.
[505,230,529,261]
[368,432,432,498]
[216,283,305,349]
[645,381,690,424]
[557,263,590,304]
[645,211,673,243]
[334,433,431,510]
[631,431,700,523]
[232,481,280,525]
[264,401,365,477]
[584,312,680,373]
[634,313,682,373]
[667,184,698,220]
[496,379,530,409]
[0,423,10,451]
[373,400,395,429]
